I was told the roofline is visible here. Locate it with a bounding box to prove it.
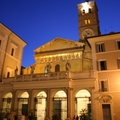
[86,32,120,39]
[0,22,27,45]
[34,37,84,51]
[34,46,84,55]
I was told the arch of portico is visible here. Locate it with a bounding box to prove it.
[53,90,67,120]
[0,88,93,120]
[74,89,92,120]
[2,92,12,113]
[17,91,29,116]
[34,91,47,120]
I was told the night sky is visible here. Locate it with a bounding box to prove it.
[0,0,120,67]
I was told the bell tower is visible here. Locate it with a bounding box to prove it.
[77,0,100,41]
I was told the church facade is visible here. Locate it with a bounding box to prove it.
[0,1,120,120]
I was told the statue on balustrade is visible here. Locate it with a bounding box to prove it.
[66,61,71,71]
[30,65,35,74]
[14,66,18,77]
[46,63,52,73]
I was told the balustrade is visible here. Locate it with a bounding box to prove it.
[2,70,94,83]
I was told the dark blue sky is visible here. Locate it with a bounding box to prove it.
[0,0,120,67]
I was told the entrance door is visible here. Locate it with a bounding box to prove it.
[54,100,61,119]
[22,104,28,116]
[102,104,112,120]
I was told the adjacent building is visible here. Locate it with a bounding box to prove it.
[0,1,120,120]
[0,23,27,80]
[87,33,120,120]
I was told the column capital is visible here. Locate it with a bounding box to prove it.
[12,89,17,93]
[89,87,95,90]
[66,87,73,90]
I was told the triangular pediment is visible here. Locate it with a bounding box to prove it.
[34,37,84,53]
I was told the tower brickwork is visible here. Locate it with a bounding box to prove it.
[77,1,100,41]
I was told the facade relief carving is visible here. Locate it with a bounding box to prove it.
[97,95,112,103]
[37,52,82,64]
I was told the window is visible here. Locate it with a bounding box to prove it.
[11,48,14,56]
[117,41,120,50]
[102,104,112,120]
[89,8,92,13]
[55,64,60,72]
[117,58,120,69]
[96,43,105,53]
[99,80,108,92]
[7,72,10,78]
[98,60,107,71]
[82,9,85,15]
[10,42,18,57]
[6,67,13,78]
[85,19,90,24]
[85,20,87,24]
[88,19,90,24]
[0,40,1,47]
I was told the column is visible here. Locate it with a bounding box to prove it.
[90,87,95,120]
[45,88,50,120]
[66,87,73,120]
[11,90,17,111]
[28,89,33,112]
[0,91,3,109]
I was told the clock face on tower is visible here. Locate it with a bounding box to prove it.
[82,28,94,38]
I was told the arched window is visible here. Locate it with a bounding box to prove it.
[89,8,92,13]
[84,19,90,24]
[82,9,85,15]
[55,64,60,72]
[0,40,1,47]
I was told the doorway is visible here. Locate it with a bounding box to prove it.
[75,89,92,120]
[53,90,67,120]
[17,92,29,115]
[22,104,28,116]
[102,104,112,120]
